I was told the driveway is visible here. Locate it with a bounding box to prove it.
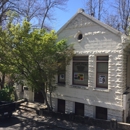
[0,110,110,130]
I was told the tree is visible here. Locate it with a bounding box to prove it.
[104,14,120,30]
[0,26,16,89]
[15,0,68,29]
[0,0,19,27]
[2,21,73,109]
[39,0,68,29]
[103,0,130,34]
[85,0,106,20]
[0,0,69,29]
[113,0,130,34]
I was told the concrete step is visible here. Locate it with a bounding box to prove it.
[18,102,47,114]
[18,105,37,113]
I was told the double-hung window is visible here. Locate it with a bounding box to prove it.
[96,56,108,88]
[73,56,88,86]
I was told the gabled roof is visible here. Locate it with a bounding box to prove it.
[57,9,122,36]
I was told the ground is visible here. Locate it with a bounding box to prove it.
[0,110,110,130]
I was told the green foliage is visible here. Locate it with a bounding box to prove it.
[0,86,15,101]
[0,20,74,109]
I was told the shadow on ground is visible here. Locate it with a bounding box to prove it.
[0,111,108,130]
[0,115,69,130]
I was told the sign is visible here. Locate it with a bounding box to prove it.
[74,73,84,81]
[59,74,65,80]
[99,75,106,84]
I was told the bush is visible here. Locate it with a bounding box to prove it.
[0,86,15,101]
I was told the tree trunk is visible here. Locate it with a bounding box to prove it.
[50,92,52,109]
[41,90,51,111]
[1,73,5,89]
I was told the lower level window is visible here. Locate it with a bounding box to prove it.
[57,99,65,113]
[75,102,84,116]
[96,106,107,120]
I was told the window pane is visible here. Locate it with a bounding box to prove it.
[73,62,88,85]
[96,106,107,120]
[73,62,88,72]
[73,56,88,86]
[96,73,108,88]
[97,56,108,61]
[73,56,88,61]
[58,99,65,113]
[73,72,88,85]
[58,73,65,83]
[97,63,108,73]
[75,102,84,116]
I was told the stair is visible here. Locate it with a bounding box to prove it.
[17,102,47,114]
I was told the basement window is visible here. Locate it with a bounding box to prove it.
[57,99,65,113]
[96,106,107,120]
[75,102,84,116]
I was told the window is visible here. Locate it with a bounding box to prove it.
[96,106,107,120]
[75,102,84,116]
[77,33,83,40]
[58,65,65,84]
[73,56,88,86]
[57,99,65,113]
[96,56,108,88]
[58,73,65,84]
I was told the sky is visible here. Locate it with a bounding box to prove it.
[53,0,85,31]
[52,0,113,31]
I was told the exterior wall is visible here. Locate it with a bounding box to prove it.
[123,54,130,122]
[52,98,58,112]
[15,83,24,99]
[108,109,123,122]
[65,100,75,114]
[52,52,124,121]
[84,104,94,118]
[52,12,126,122]
[23,89,34,102]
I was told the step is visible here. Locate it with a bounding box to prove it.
[20,102,47,110]
[18,105,37,113]
[17,102,47,114]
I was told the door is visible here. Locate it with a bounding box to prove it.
[34,91,44,103]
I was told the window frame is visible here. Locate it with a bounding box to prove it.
[73,56,88,86]
[96,56,108,89]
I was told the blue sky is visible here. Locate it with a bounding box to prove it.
[53,0,85,31]
[53,0,113,31]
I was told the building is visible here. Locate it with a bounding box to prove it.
[49,9,130,122]
[19,8,130,123]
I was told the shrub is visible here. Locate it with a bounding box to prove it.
[0,86,15,101]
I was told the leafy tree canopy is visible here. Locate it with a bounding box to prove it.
[0,21,74,109]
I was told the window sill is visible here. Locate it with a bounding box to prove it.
[93,88,110,92]
[70,85,88,90]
